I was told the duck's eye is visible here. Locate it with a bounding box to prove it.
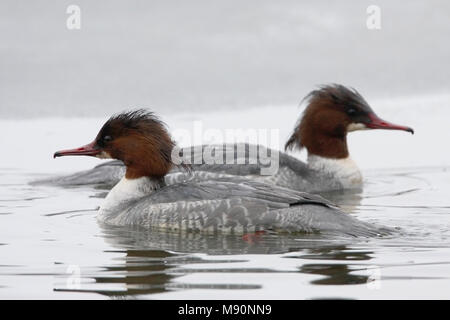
[103,135,112,143]
[347,108,357,116]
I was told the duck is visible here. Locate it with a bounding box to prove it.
[42,84,413,193]
[53,110,390,236]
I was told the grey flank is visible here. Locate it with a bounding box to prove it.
[34,143,342,192]
[99,178,391,237]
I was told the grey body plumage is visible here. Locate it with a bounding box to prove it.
[49,107,398,238]
[98,177,390,237]
[35,143,342,192]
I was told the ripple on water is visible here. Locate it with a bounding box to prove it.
[1,167,450,298]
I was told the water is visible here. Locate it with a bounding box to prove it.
[1,0,449,299]
[1,95,450,299]
[1,167,449,299]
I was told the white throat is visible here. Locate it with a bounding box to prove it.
[307,154,363,189]
[98,176,162,221]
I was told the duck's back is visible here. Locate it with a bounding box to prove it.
[35,143,342,192]
[98,177,388,237]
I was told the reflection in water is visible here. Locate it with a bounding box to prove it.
[99,224,356,255]
[300,264,369,285]
[292,249,374,286]
[88,250,262,297]
[52,172,424,298]
[7,166,449,298]
[53,224,370,297]
[288,247,373,261]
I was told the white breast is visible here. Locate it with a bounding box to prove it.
[98,176,160,222]
[307,155,363,189]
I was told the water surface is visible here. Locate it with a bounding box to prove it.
[1,94,449,299]
[1,164,449,299]
[1,0,449,300]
